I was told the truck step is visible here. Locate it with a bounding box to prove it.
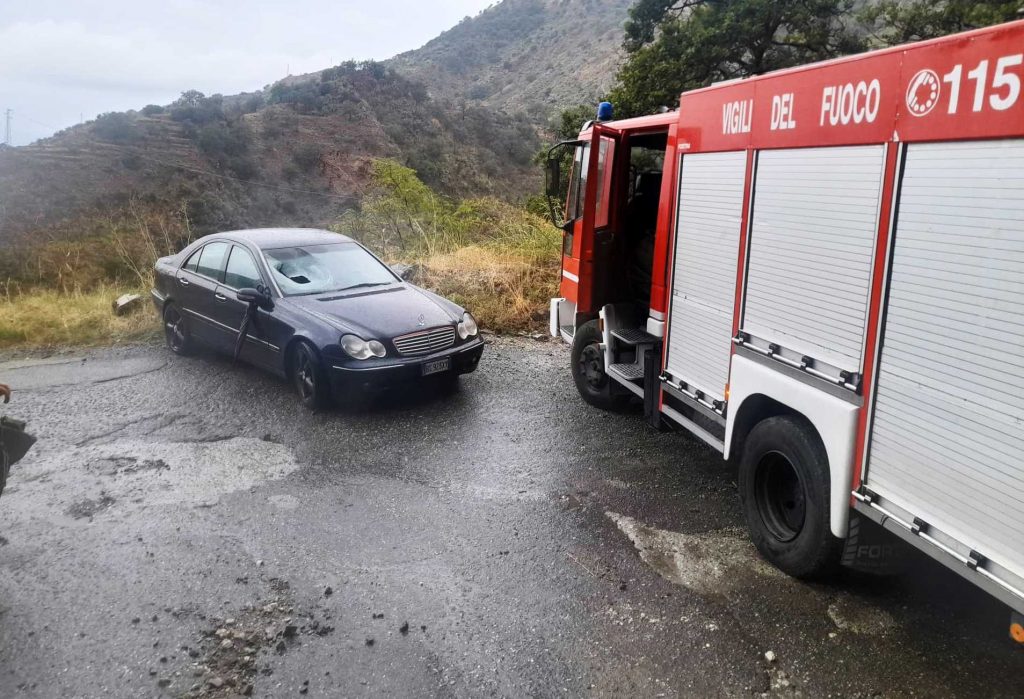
[611,328,660,346]
[608,363,645,381]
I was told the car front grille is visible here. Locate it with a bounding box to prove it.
[393,325,456,356]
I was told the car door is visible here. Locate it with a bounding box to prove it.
[180,241,231,345]
[174,245,211,342]
[213,244,278,367]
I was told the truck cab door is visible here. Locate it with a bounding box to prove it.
[560,127,618,317]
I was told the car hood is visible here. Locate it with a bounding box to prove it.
[283,284,461,339]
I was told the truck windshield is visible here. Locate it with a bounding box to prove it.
[263,242,398,296]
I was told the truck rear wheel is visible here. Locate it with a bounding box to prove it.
[739,415,842,579]
[570,320,629,411]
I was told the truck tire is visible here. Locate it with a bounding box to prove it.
[570,320,629,411]
[739,415,843,579]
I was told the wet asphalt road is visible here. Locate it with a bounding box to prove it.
[0,338,1020,698]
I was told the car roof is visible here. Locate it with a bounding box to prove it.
[205,228,354,250]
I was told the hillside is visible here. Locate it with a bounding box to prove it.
[0,63,540,250]
[0,0,634,253]
[389,0,632,113]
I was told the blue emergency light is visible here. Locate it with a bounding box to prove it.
[597,102,613,122]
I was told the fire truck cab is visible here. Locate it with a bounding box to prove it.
[547,21,1024,636]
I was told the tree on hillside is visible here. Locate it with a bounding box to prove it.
[859,1,1022,46]
[177,90,207,108]
[554,105,596,141]
[610,0,865,117]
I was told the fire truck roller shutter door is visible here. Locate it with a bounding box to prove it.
[742,145,885,374]
[665,150,747,402]
[865,138,1024,591]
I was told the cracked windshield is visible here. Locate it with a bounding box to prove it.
[1,1,1022,697]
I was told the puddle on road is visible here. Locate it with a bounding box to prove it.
[456,484,548,502]
[827,595,896,635]
[267,494,300,510]
[5,437,301,523]
[608,511,900,637]
[0,354,167,390]
[606,511,786,596]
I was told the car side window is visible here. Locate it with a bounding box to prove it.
[224,246,263,290]
[196,242,230,281]
[183,248,201,273]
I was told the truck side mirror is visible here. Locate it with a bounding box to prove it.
[545,158,561,197]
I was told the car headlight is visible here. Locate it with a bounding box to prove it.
[341,335,387,360]
[457,312,479,340]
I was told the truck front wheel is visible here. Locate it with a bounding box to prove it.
[570,320,629,411]
[739,415,842,579]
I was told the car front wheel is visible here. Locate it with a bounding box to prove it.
[291,342,331,410]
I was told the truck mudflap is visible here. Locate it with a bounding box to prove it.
[0,416,36,498]
[840,511,911,576]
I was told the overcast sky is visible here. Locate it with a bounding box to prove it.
[0,0,494,146]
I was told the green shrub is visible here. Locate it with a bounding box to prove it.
[93,112,141,144]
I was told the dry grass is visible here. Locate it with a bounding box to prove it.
[413,245,559,333]
[0,199,187,351]
[0,285,159,351]
[363,194,564,334]
[336,165,564,334]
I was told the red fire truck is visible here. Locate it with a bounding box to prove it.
[545,20,1024,638]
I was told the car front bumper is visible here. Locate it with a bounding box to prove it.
[328,338,484,393]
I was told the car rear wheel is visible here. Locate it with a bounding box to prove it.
[291,342,331,410]
[163,303,194,355]
[739,415,843,579]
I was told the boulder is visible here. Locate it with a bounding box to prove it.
[389,263,419,281]
[112,293,143,316]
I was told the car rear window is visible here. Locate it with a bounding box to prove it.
[196,242,230,281]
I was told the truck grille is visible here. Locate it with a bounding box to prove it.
[393,325,456,356]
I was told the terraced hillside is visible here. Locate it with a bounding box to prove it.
[0,63,540,247]
[0,0,634,249]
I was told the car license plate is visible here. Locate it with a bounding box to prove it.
[422,358,451,376]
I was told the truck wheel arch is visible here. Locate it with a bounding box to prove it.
[727,393,800,466]
[726,354,860,538]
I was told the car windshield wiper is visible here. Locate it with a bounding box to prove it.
[335,282,392,292]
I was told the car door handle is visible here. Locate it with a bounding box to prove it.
[177,277,190,287]
[214,292,227,302]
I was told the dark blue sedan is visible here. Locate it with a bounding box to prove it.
[151,228,484,408]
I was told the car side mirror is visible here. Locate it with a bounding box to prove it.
[237,287,273,310]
